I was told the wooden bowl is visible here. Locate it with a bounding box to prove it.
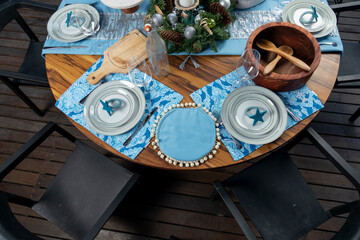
[246,22,321,92]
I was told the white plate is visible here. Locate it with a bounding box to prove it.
[282,0,336,38]
[221,86,287,145]
[47,4,100,42]
[101,0,144,9]
[227,93,278,137]
[84,80,146,136]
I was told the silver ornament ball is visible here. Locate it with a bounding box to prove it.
[219,0,231,9]
[151,13,164,27]
[184,26,196,39]
[195,14,201,24]
[167,13,178,24]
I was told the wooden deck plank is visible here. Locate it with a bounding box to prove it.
[0,0,359,239]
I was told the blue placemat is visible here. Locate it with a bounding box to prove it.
[56,56,183,159]
[42,0,342,56]
[190,71,324,161]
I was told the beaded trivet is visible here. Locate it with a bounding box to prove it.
[150,103,222,167]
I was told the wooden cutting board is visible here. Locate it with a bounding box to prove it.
[87,29,147,85]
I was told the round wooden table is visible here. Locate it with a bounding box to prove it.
[46,54,340,170]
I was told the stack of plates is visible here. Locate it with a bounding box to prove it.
[83,81,146,136]
[221,86,287,145]
[282,0,336,38]
[47,4,100,42]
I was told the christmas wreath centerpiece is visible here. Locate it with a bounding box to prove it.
[145,0,236,53]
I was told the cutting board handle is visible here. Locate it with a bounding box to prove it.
[87,61,113,85]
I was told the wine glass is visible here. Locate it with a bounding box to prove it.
[127,56,153,92]
[234,48,261,88]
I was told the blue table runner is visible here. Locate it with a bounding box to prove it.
[42,0,343,56]
[56,56,183,159]
[190,71,324,161]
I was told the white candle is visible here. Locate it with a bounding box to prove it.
[179,0,194,7]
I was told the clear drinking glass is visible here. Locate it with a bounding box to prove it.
[234,48,261,87]
[127,56,153,91]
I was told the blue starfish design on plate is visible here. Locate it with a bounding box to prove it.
[248,107,267,126]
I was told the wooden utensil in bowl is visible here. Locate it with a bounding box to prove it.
[246,22,321,92]
[263,46,293,75]
[257,39,310,72]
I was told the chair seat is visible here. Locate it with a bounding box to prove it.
[224,150,330,240]
[32,141,137,240]
[17,40,48,86]
[338,41,360,77]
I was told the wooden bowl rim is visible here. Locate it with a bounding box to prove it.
[246,22,321,80]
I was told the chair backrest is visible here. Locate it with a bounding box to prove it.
[0,0,40,41]
[0,191,43,240]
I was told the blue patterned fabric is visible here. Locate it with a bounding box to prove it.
[190,70,324,161]
[56,56,183,159]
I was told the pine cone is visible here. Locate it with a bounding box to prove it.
[165,0,174,13]
[209,2,232,25]
[193,41,202,53]
[161,30,185,45]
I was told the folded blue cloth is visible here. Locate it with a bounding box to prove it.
[190,70,324,161]
[56,56,183,159]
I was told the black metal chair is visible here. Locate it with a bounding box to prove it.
[0,0,57,116]
[330,1,360,122]
[213,127,360,240]
[0,122,140,240]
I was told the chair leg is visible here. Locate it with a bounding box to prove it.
[0,76,44,116]
[349,107,360,122]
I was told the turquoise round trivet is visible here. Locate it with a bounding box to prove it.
[151,103,221,167]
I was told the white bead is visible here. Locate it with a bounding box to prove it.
[203,107,206,111]
[215,145,219,149]
[190,162,195,167]
[173,104,176,108]
[169,160,173,164]
[213,118,217,122]
[195,161,199,166]
[185,103,189,107]
[179,163,183,167]
[215,123,219,127]
[157,151,161,155]
[160,154,164,158]
[216,128,220,132]
[212,150,217,154]
[203,156,208,161]
[150,133,154,137]
[166,157,170,161]
[200,159,204,163]
[180,103,184,107]
[173,161,177,166]
[153,124,157,127]
[151,142,156,146]
[209,154,213,159]
[155,139,159,143]
[164,109,168,113]
[217,136,221,140]
[157,116,160,120]
[198,103,202,107]
[177,104,180,107]
[185,163,189,167]
[192,103,196,107]
[154,145,158,149]
[169,106,172,110]
[216,132,220,137]
[155,120,158,123]
[162,112,165,116]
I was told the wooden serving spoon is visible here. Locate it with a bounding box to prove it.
[263,46,294,75]
[256,39,311,72]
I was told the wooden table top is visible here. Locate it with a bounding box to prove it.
[46,53,340,170]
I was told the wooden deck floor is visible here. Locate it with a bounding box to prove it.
[0,1,359,239]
